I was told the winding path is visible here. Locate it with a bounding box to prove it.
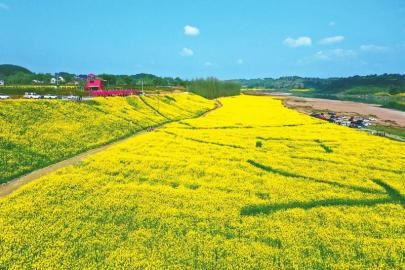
[0,99,222,199]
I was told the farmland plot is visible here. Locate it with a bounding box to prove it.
[0,95,404,269]
[0,94,214,183]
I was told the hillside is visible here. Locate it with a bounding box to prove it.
[238,74,405,93]
[239,74,405,111]
[0,64,32,77]
[0,95,403,268]
[0,94,215,183]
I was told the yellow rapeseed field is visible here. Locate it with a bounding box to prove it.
[0,94,214,183]
[0,95,404,269]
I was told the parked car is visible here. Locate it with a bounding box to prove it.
[66,95,81,101]
[0,93,10,99]
[23,92,41,99]
[311,112,327,120]
[43,94,58,99]
[350,120,365,129]
[362,119,371,126]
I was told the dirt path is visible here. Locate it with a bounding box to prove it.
[0,100,221,199]
[284,97,405,127]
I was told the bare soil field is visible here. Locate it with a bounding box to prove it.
[283,97,405,127]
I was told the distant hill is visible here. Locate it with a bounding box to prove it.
[238,74,405,111]
[237,74,405,95]
[0,64,32,77]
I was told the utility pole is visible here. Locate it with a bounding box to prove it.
[55,72,59,89]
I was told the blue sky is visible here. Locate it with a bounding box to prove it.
[0,0,404,79]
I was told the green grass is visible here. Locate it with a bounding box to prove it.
[289,88,313,93]
[343,86,384,95]
[382,100,405,111]
[369,125,405,138]
[241,87,271,91]
[374,91,392,96]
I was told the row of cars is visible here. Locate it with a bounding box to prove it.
[0,92,58,99]
[0,93,11,99]
[0,92,82,100]
[23,92,58,99]
[311,112,374,128]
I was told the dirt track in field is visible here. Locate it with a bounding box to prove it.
[0,132,148,198]
[0,100,221,199]
[284,97,405,127]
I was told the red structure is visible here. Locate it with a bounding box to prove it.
[85,74,103,91]
[84,73,140,96]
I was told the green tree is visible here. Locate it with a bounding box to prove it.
[187,77,241,99]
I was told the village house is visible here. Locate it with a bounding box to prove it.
[50,76,65,84]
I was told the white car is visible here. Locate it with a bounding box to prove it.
[43,94,58,99]
[23,92,41,99]
[0,93,10,99]
[66,95,79,100]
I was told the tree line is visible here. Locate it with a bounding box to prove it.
[187,78,241,99]
[238,74,405,95]
[0,65,242,98]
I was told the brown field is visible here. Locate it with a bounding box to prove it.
[283,97,405,127]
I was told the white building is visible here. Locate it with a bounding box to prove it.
[0,80,4,86]
[50,76,65,84]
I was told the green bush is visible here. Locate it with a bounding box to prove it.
[383,100,405,111]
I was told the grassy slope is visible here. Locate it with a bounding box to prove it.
[0,94,214,183]
[291,88,405,111]
[0,96,404,268]
[370,125,405,138]
[0,64,32,76]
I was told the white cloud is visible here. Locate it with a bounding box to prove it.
[204,61,213,67]
[315,49,357,61]
[184,25,200,36]
[283,36,312,47]
[0,2,9,10]
[360,44,388,52]
[319,35,344,45]
[236,59,243,64]
[333,48,356,58]
[329,21,336,27]
[314,51,331,61]
[179,47,194,57]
